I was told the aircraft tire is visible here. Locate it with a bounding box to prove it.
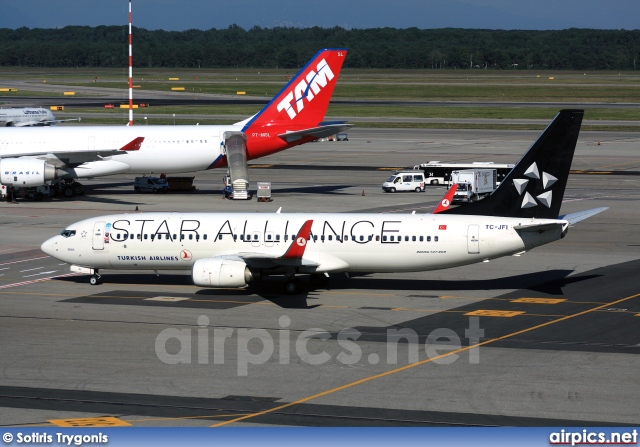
[63,187,74,198]
[72,183,84,195]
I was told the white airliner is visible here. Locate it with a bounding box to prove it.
[41,110,606,292]
[0,107,80,127]
[0,49,349,191]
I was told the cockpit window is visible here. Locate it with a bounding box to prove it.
[60,230,76,238]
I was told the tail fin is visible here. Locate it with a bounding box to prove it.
[242,49,347,132]
[442,109,583,219]
[432,184,458,214]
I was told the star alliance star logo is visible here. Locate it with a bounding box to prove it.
[513,162,557,209]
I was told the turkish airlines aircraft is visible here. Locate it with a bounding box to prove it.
[0,48,348,189]
[41,110,606,292]
[0,107,80,127]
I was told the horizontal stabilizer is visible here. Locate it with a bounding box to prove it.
[514,222,564,233]
[278,123,352,143]
[559,207,608,225]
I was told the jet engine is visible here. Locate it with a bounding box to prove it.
[191,258,253,288]
[0,158,59,187]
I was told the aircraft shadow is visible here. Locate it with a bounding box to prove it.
[56,270,600,309]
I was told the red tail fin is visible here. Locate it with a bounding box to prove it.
[279,220,314,260]
[432,184,458,214]
[243,49,347,132]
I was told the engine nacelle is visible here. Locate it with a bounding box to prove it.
[191,258,253,288]
[0,158,58,187]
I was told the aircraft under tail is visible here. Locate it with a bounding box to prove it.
[442,109,584,220]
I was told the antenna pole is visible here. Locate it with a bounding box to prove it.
[128,0,133,125]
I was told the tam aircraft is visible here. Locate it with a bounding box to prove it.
[0,107,80,127]
[41,110,606,292]
[0,49,349,194]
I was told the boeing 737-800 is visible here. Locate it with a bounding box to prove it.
[41,110,606,292]
[1,49,348,192]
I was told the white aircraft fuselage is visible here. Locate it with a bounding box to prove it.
[0,107,56,127]
[41,212,566,275]
[0,125,242,177]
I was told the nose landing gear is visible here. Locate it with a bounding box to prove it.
[89,271,102,285]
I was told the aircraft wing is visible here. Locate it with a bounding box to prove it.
[278,123,352,143]
[0,137,144,168]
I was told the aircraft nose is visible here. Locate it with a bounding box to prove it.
[41,236,59,257]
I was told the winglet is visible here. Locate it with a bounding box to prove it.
[279,220,313,260]
[119,136,145,151]
[432,184,458,214]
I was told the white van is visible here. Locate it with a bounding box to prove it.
[134,176,169,193]
[382,171,425,193]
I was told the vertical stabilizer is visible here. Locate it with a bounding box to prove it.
[443,109,583,219]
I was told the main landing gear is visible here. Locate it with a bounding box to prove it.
[285,273,330,294]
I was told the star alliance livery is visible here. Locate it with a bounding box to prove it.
[41,110,606,292]
[0,49,348,189]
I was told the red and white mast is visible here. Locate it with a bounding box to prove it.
[128,0,133,125]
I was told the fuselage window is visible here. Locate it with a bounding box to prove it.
[412,236,416,242]
[359,235,364,241]
[427,236,431,242]
[144,234,148,240]
[390,236,395,242]
[189,234,193,240]
[376,235,380,242]
[233,235,237,241]
[328,235,332,241]
[419,236,423,242]
[344,235,349,241]
[405,236,409,242]
[204,234,208,241]
[383,236,387,242]
[267,234,272,241]
[130,234,134,240]
[434,236,439,242]
[313,235,318,242]
[218,234,222,240]
[253,234,258,240]
[276,234,280,241]
[173,234,177,240]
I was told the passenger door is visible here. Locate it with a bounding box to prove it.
[92,221,105,250]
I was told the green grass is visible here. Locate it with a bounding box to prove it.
[2,67,640,129]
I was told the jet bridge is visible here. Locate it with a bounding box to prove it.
[222,131,249,200]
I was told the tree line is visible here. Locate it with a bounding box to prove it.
[0,25,638,70]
